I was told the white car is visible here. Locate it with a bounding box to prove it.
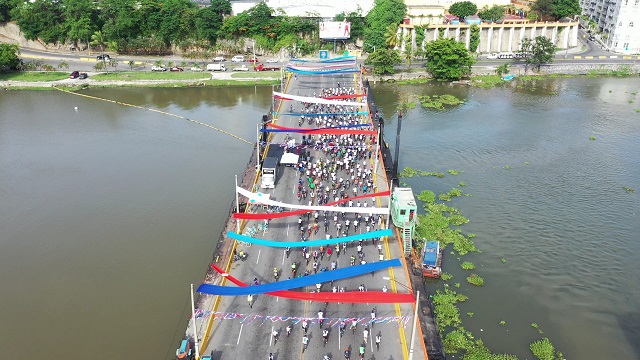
[266,59,278,63]
[233,65,250,71]
[213,56,225,62]
[190,66,204,72]
[151,65,167,72]
[231,55,245,62]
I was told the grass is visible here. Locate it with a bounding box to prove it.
[589,136,596,140]
[92,71,209,81]
[471,75,504,88]
[230,71,280,79]
[0,71,69,81]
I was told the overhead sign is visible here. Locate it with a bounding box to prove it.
[320,21,351,40]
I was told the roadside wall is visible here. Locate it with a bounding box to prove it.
[0,22,48,50]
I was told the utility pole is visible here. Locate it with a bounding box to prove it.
[392,111,403,185]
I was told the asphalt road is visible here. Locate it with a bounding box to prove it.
[200,70,423,360]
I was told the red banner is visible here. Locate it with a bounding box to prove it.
[322,94,367,100]
[211,264,415,303]
[233,191,390,220]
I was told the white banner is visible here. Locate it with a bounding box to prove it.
[273,91,365,108]
[320,21,351,40]
[237,187,389,215]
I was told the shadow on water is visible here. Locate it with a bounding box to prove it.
[617,313,640,359]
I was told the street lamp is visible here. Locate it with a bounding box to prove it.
[383,277,420,360]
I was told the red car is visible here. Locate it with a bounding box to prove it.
[69,71,79,79]
[170,67,184,72]
[248,56,259,63]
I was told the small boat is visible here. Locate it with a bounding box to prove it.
[176,337,192,359]
[422,241,443,278]
[502,74,516,81]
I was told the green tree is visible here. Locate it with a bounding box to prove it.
[384,24,401,48]
[551,0,581,19]
[364,48,401,75]
[531,0,554,19]
[194,0,231,45]
[424,38,475,81]
[61,0,98,47]
[12,0,65,43]
[520,36,556,71]
[90,30,109,72]
[448,1,478,21]
[0,43,20,71]
[0,0,20,22]
[58,61,69,70]
[127,60,135,71]
[495,62,510,76]
[478,5,505,22]
[469,24,480,52]
[364,0,407,53]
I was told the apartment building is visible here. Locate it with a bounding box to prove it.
[580,0,640,53]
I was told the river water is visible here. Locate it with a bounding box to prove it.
[0,78,638,360]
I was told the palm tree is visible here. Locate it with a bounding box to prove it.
[385,24,402,49]
[90,31,108,72]
[128,60,135,71]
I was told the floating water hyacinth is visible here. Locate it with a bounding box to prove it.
[461,261,476,270]
[466,274,484,286]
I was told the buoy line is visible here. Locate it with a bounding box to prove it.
[55,87,253,145]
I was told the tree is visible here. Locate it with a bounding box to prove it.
[364,48,401,75]
[128,60,135,71]
[12,0,65,43]
[478,5,505,22]
[384,24,401,48]
[448,1,478,21]
[495,63,510,76]
[551,0,581,19]
[520,36,556,71]
[469,24,480,52]
[90,30,109,72]
[61,0,98,47]
[531,0,554,19]
[58,61,69,70]
[0,43,20,71]
[0,0,20,22]
[194,1,231,45]
[364,0,407,53]
[424,38,475,81]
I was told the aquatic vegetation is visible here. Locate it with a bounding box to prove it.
[417,190,436,204]
[635,109,640,112]
[622,186,635,193]
[471,75,504,88]
[499,320,506,326]
[458,181,466,187]
[463,340,519,360]
[524,162,529,165]
[504,165,510,170]
[589,136,596,140]
[501,257,507,263]
[467,312,474,317]
[441,272,453,281]
[419,94,464,110]
[466,274,485,286]
[432,288,468,329]
[439,188,464,201]
[461,261,476,270]
[530,338,563,360]
[450,214,469,226]
[396,78,433,85]
[447,169,461,175]
[443,328,475,354]
[399,167,445,178]
[455,283,461,288]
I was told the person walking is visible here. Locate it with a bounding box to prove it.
[327,246,332,259]
[375,333,381,351]
[363,327,369,344]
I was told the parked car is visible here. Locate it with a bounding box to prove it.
[96,54,111,61]
[213,56,226,62]
[78,73,88,79]
[231,55,245,62]
[69,71,79,79]
[248,56,259,63]
[170,67,184,72]
[190,66,204,72]
[151,65,167,72]
[232,64,250,71]
[266,59,278,63]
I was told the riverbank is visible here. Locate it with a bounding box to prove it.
[0,70,281,90]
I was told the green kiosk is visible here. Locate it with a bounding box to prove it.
[390,187,417,256]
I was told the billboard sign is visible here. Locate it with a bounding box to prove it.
[320,21,351,40]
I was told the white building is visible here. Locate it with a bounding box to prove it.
[580,0,640,53]
[230,0,374,18]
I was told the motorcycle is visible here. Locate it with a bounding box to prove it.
[273,268,280,281]
[233,251,248,262]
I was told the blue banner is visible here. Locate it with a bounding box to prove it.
[197,259,401,295]
[228,228,392,248]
